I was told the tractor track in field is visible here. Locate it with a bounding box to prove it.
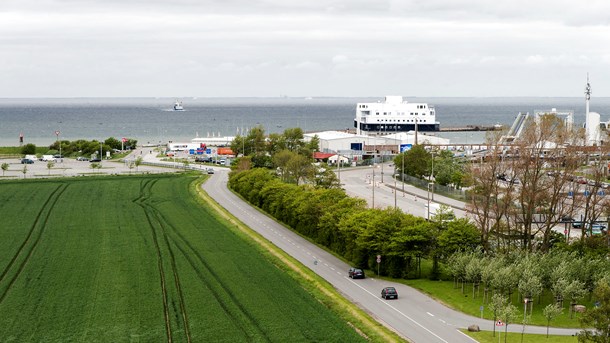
[134,179,192,343]
[153,209,270,342]
[0,183,68,304]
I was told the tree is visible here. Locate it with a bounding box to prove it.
[104,137,121,150]
[285,154,313,185]
[489,293,508,337]
[46,161,55,175]
[1,162,8,176]
[127,160,135,174]
[578,278,610,342]
[273,149,295,182]
[543,303,563,338]
[394,145,429,179]
[135,156,143,172]
[20,143,36,155]
[468,114,588,253]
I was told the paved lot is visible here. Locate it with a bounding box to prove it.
[0,152,173,179]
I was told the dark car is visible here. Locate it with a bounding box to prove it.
[21,158,34,164]
[348,267,365,279]
[90,158,102,162]
[381,287,398,299]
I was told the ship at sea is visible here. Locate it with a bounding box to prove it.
[173,100,185,111]
[354,96,439,135]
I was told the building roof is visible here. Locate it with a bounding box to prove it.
[304,130,369,141]
[313,152,335,159]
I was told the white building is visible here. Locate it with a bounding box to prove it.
[354,96,439,135]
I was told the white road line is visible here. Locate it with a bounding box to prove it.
[427,312,434,317]
[345,277,449,343]
[456,329,479,342]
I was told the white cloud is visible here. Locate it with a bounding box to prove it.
[1,0,610,96]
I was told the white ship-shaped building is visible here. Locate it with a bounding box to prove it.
[354,96,439,135]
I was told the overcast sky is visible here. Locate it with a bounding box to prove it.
[2,0,610,97]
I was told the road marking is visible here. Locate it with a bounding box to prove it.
[456,329,479,342]
[427,312,434,317]
[345,277,449,343]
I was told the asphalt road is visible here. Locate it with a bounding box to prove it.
[202,168,580,343]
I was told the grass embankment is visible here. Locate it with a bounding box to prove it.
[464,330,577,343]
[0,174,375,342]
[405,277,586,328]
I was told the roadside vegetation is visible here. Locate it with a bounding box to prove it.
[0,174,373,342]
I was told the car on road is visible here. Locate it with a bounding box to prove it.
[207,168,215,174]
[21,158,34,164]
[90,158,102,163]
[348,267,365,279]
[381,287,398,299]
[76,156,89,161]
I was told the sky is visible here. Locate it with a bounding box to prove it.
[2,0,610,98]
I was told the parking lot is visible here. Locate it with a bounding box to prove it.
[0,155,174,179]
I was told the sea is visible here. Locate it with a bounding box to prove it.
[1,97,610,147]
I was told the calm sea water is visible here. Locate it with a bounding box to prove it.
[1,97,609,147]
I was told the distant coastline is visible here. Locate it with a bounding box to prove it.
[1,97,608,147]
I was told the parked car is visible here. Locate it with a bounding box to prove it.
[348,267,365,279]
[21,158,34,164]
[585,224,607,236]
[381,287,398,299]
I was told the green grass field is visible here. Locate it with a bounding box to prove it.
[0,175,368,342]
[404,278,585,328]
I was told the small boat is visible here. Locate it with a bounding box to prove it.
[173,100,184,111]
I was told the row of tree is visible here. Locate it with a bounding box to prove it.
[467,114,610,253]
[447,250,610,317]
[229,168,480,278]
[230,126,319,169]
[20,137,137,158]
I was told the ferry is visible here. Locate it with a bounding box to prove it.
[173,100,184,111]
[354,96,439,135]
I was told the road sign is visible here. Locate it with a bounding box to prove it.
[496,320,504,326]
[55,130,60,136]
[376,255,381,263]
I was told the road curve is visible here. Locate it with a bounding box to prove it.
[202,168,580,343]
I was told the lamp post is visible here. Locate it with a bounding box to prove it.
[430,150,435,201]
[427,182,433,220]
[401,149,405,196]
[337,153,341,186]
[394,169,397,210]
[55,130,61,162]
[381,150,384,183]
[371,163,375,208]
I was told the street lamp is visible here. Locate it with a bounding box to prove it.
[55,130,61,162]
[394,169,398,210]
[427,182,434,220]
[401,150,405,196]
[371,164,375,208]
[430,150,436,201]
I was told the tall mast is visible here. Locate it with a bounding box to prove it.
[585,74,592,145]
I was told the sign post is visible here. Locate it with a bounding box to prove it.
[480,305,484,318]
[376,255,381,276]
[496,320,504,343]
